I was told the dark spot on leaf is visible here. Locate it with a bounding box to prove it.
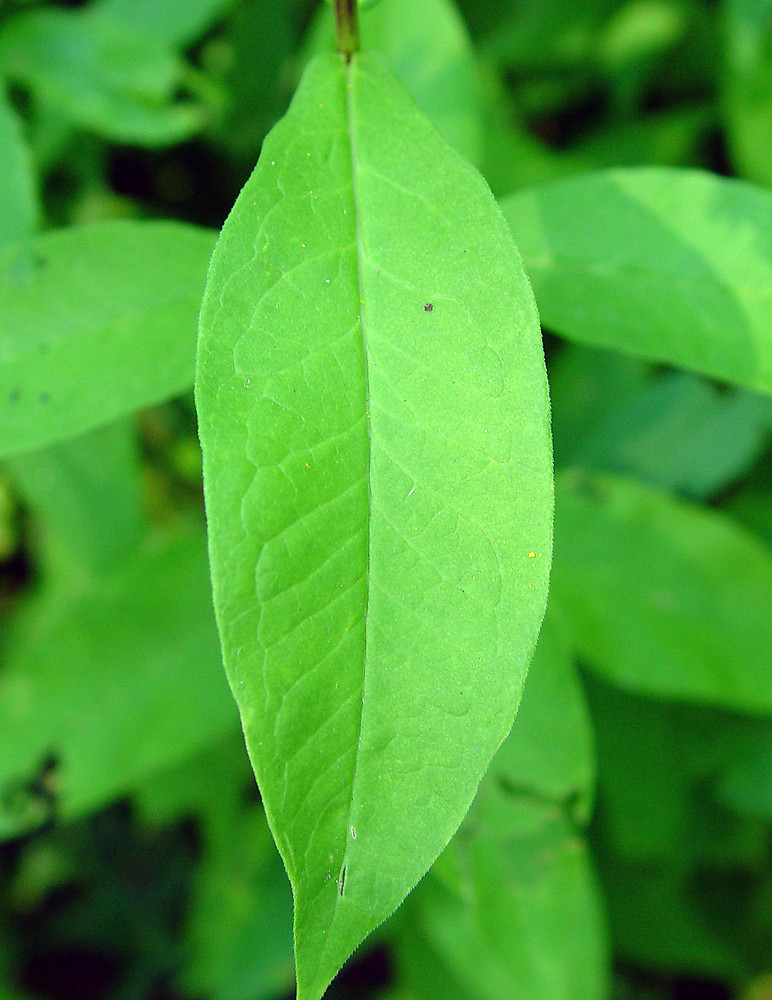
[39,393,51,404]
[423,302,433,312]
[9,389,20,404]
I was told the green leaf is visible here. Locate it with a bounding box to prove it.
[548,345,652,470]
[212,0,299,161]
[587,677,769,978]
[549,343,772,502]
[94,0,234,47]
[552,471,772,712]
[724,472,772,547]
[392,916,477,1000]
[182,805,295,1000]
[136,731,295,1000]
[502,168,772,394]
[408,794,609,1000]
[723,0,772,187]
[570,105,712,173]
[172,742,295,1000]
[598,857,749,981]
[0,86,39,249]
[717,726,772,819]
[489,604,595,821]
[196,51,553,1000]
[0,220,216,459]
[480,102,710,201]
[392,607,604,1000]
[0,527,236,841]
[306,0,483,164]
[391,608,602,1000]
[6,419,143,582]
[0,8,205,145]
[567,369,772,499]
[585,675,769,867]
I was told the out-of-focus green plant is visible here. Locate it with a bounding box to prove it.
[0,2,770,999]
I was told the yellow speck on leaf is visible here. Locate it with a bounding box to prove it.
[528,551,536,559]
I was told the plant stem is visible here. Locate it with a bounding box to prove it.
[334,0,359,60]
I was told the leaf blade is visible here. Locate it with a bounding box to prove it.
[196,51,552,1000]
[0,85,39,249]
[502,167,772,394]
[0,220,215,458]
[553,471,772,713]
[0,8,206,145]
[0,528,235,840]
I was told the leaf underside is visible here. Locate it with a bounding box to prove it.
[196,51,552,1000]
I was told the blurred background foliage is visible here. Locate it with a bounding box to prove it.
[0,0,771,999]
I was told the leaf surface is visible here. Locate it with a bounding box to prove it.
[502,168,772,394]
[489,605,595,818]
[0,8,205,145]
[552,350,772,499]
[94,0,233,47]
[552,471,772,712]
[393,606,605,1000]
[408,795,609,1000]
[0,528,236,841]
[723,0,772,187]
[585,675,770,866]
[306,0,483,164]
[8,419,142,581]
[0,220,215,458]
[0,86,39,248]
[196,51,553,1000]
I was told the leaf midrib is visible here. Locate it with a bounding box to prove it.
[329,53,371,927]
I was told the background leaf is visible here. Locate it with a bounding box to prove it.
[488,606,595,819]
[0,8,206,146]
[391,605,607,1000]
[552,470,772,712]
[6,420,142,582]
[502,168,772,393]
[586,675,771,980]
[550,350,772,498]
[0,527,235,841]
[723,0,772,188]
[94,0,235,48]
[406,796,608,1000]
[0,220,215,459]
[0,86,39,249]
[196,51,552,1000]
